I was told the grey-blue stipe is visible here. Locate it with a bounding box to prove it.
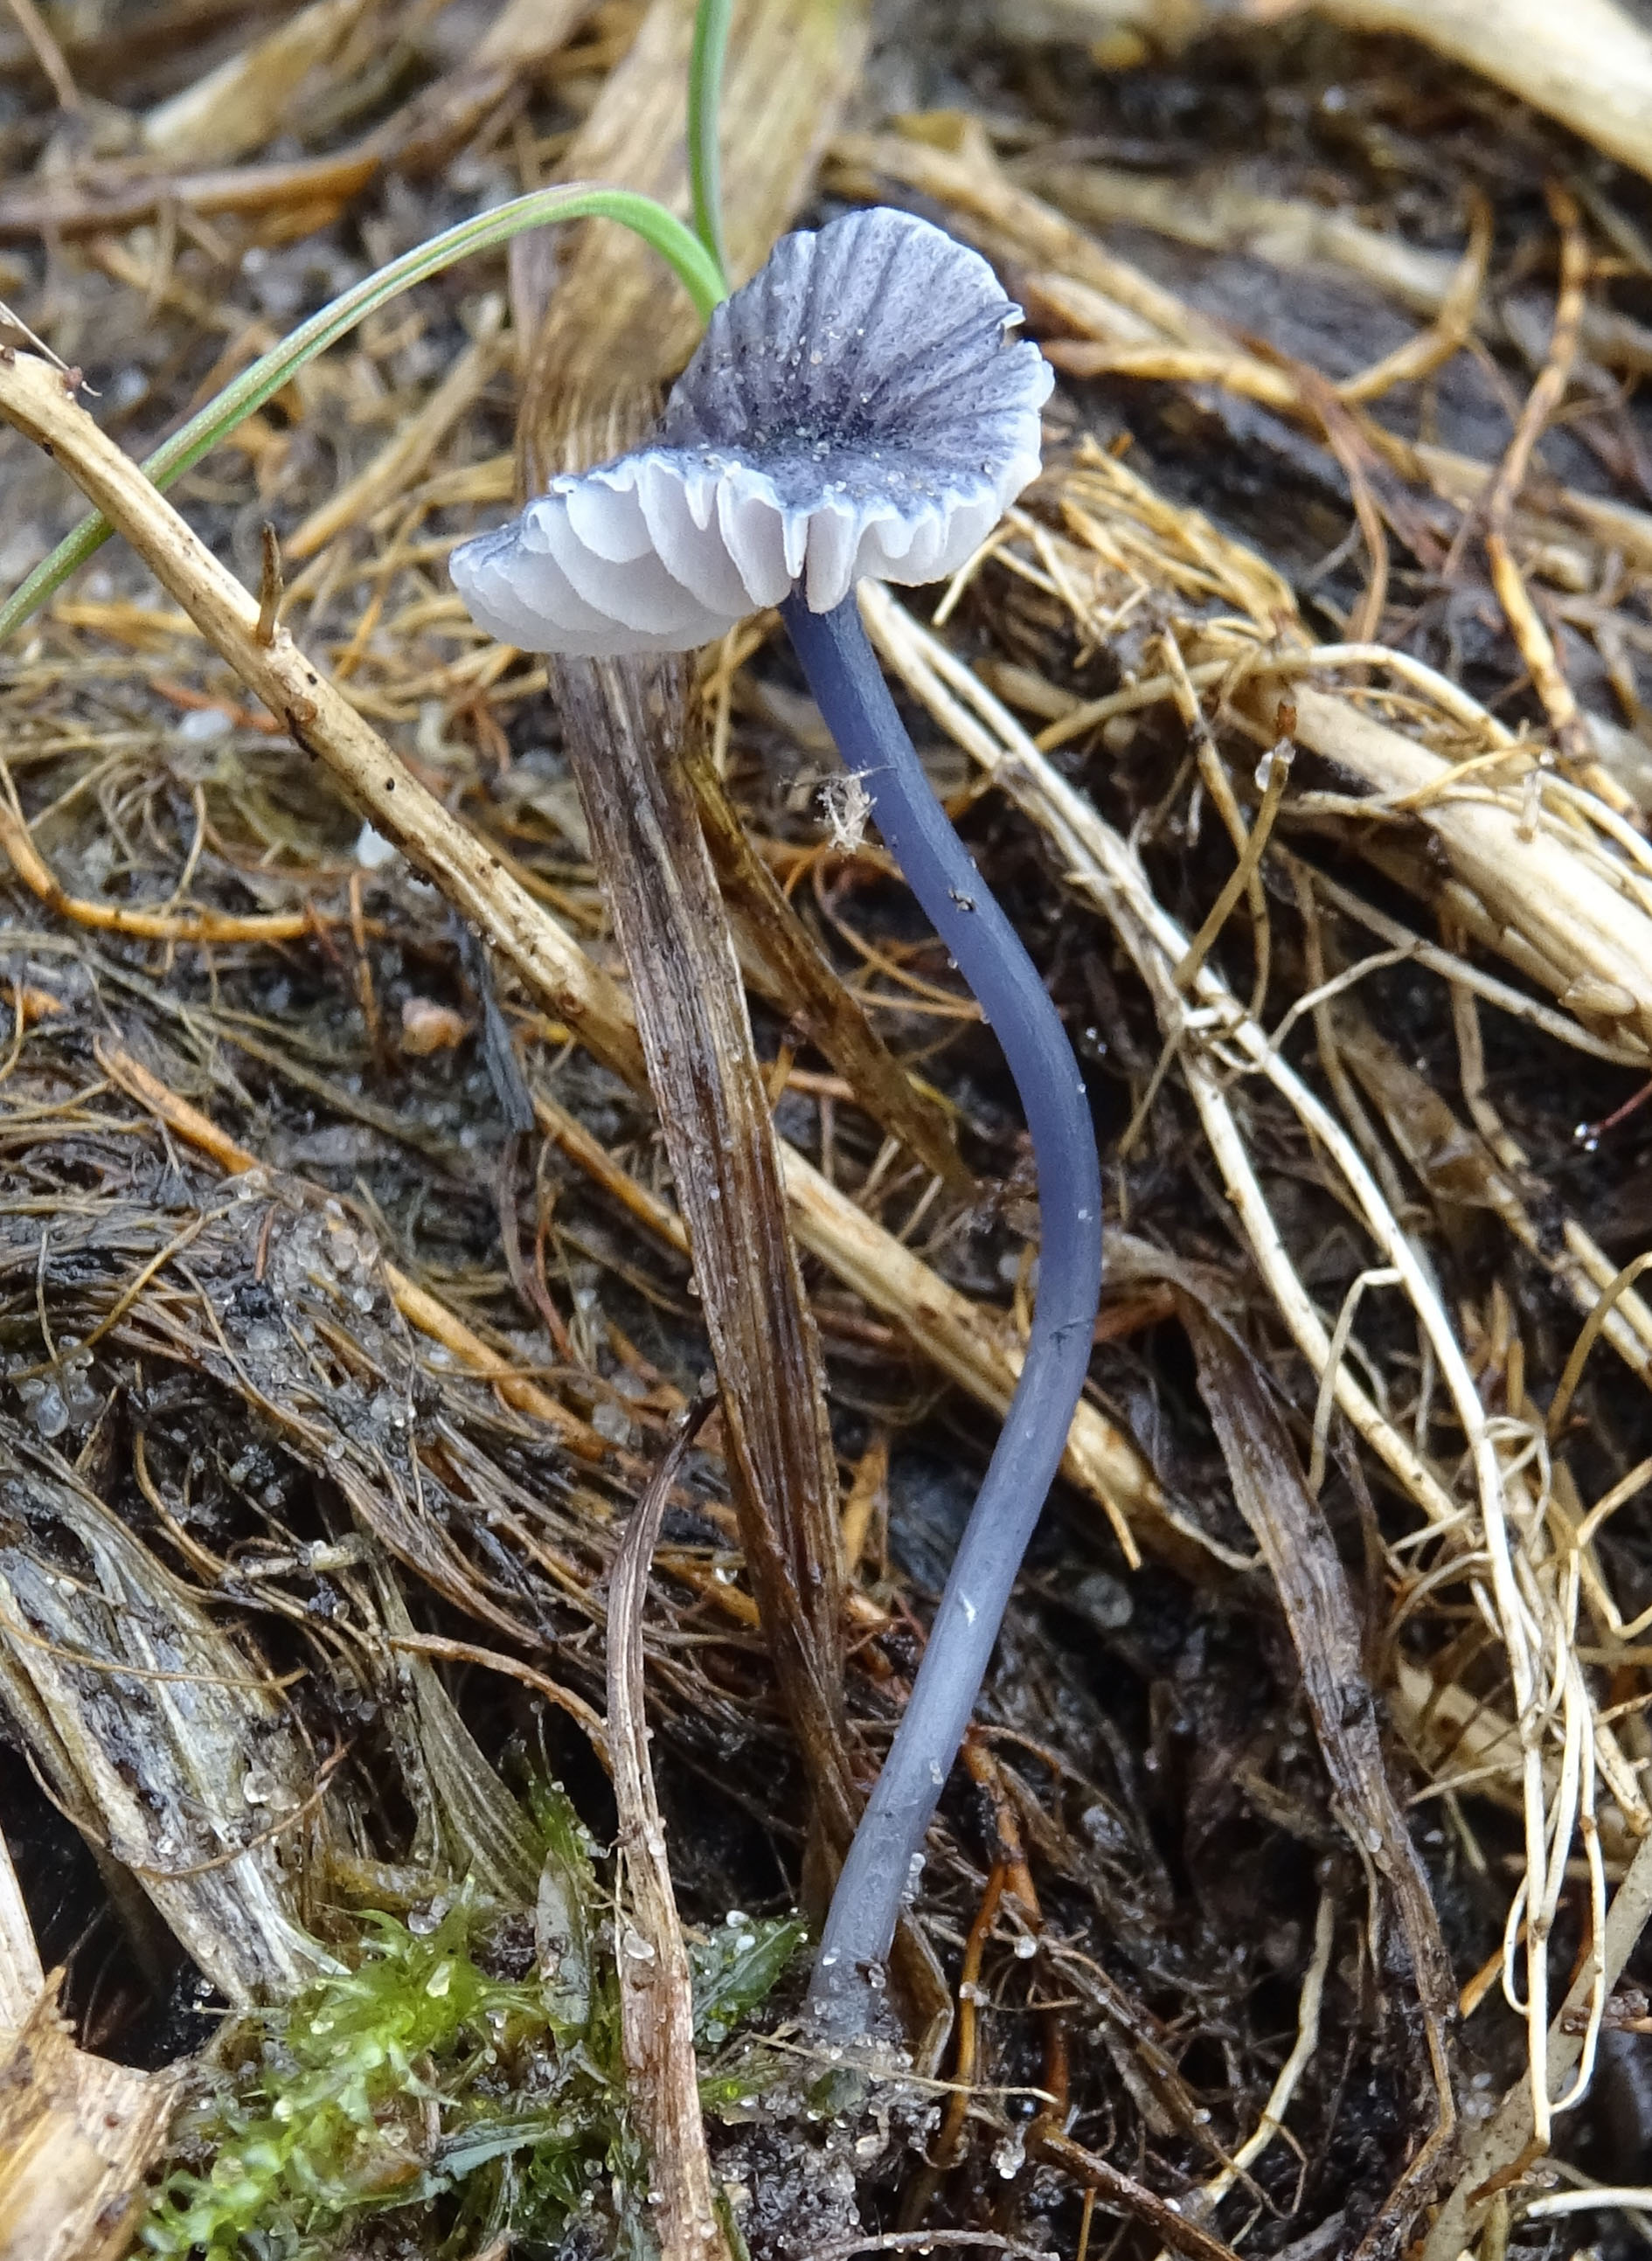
[782,591,1104,2031]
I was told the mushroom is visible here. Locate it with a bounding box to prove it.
[451,205,1103,2033]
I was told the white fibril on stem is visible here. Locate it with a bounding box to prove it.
[450,205,1103,2033]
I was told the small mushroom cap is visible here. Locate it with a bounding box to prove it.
[451,206,1052,656]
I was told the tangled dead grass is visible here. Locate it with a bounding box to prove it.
[5,3,1652,2258]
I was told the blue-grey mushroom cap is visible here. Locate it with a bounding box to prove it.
[451,206,1053,656]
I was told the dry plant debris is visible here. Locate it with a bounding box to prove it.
[8,3,1652,2259]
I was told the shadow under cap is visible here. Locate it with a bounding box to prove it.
[451,206,1053,655]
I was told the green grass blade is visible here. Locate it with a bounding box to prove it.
[686,0,733,285]
[0,183,727,647]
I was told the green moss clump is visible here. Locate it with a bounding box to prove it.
[142,1893,606,2260]
[142,1783,805,2261]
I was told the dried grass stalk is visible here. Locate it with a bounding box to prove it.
[0,146,383,242]
[507,0,871,1911]
[0,1989,178,2261]
[608,1401,732,2261]
[0,1830,41,2033]
[1423,1826,1652,2258]
[1019,156,1650,378]
[1252,683,1652,1054]
[1304,0,1652,187]
[549,640,858,1869]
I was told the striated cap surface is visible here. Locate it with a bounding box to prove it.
[451,206,1052,656]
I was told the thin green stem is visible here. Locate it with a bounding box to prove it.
[0,183,727,646]
[686,0,733,286]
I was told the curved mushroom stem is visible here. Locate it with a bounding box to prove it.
[781,590,1103,2035]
